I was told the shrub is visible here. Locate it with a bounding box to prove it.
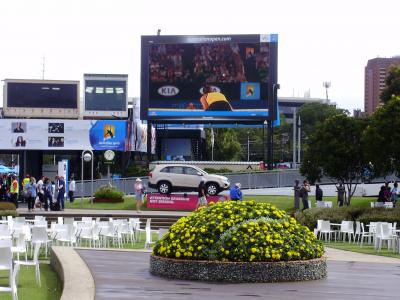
[203,167,232,174]
[93,185,124,201]
[153,201,323,262]
[0,202,16,211]
[295,206,400,230]
[0,210,18,218]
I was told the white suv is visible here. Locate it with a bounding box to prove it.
[148,164,230,195]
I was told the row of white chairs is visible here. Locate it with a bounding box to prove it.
[314,220,399,250]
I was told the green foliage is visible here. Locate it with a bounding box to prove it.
[203,167,232,174]
[363,97,400,176]
[298,102,348,138]
[93,185,124,200]
[126,163,148,177]
[295,207,400,230]
[380,66,400,104]
[300,114,368,204]
[205,128,242,161]
[0,202,16,210]
[153,201,324,262]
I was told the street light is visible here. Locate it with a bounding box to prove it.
[247,131,250,162]
[81,150,94,207]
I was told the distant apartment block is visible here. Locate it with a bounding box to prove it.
[364,57,400,115]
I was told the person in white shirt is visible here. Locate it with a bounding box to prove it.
[68,177,76,203]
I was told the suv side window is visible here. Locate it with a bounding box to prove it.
[184,167,199,176]
[169,166,184,174]
[160,167,171,173]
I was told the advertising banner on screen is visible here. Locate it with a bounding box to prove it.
[131,121,156,153]
[146,193,227,210]
[0,119,129,151]
[140,34,278,122]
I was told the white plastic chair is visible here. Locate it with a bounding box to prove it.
[340,221,354,242]
[57,217,64,225]
[375,223,396,251]
[316,201,325,208]
[354,221,361,242]
[0,242,14,296]
[319,221,336,242]
[0,256,19,300]
[11,233,27,261]
[55,224,76,247]
[313,220,323,237]
[384,202,393,208]
[31,226,52,257]
[359,223,374,246]
[145,226,156,248]
[15,241,41,287]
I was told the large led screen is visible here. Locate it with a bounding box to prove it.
[84,74,128,118]
[141,34,278,121]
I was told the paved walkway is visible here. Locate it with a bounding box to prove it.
[17,207,190,217]
[77,249,400,300]
[325,247,400,264]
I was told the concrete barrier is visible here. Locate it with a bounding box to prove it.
[51,247,95,300]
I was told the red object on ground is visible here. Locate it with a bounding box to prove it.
[146,193,227,210]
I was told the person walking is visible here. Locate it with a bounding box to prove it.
[10,175,19,208]
[22,174,30,203]
[293,180,300,209]
[315,184,323,202]
[230,183,243,201]
[300,180,311,211]
[37,176,44,208]
[337,183,345,207]
[25,177,37,212]
[134,178,146,213]
[43,177,52,211]
[57,176,65,210]
[68,177,76,203]
[196,178,208,209]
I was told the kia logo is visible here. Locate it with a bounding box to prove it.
[158,86,179,97]
[199,86,221,94]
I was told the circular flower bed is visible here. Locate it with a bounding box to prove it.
[151,201,326,282]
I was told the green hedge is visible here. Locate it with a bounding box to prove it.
[295,207,400,230]
[93,185,124,201]
[0,202,16,211]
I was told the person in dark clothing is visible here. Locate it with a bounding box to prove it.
[315,184,323,202]
[337,183,345,207]
[300,180,311,211]
[378,185,386,202]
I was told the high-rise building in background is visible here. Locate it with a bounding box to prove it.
[364,57,400,115]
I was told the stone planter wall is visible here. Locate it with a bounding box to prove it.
[150,255,327,283]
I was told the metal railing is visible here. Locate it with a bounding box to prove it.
[75,170,399,197]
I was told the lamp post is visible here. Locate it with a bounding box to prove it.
[81,150,94,207]
[247,131,250,162]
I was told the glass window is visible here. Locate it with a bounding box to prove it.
[169,166,184,174]
[184,167,199,175]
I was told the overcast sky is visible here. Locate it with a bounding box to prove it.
[1,0,399,111]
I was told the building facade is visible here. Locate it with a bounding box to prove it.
[364,57,400,115]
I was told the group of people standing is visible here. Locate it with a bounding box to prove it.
[0,173,76,212]
[378,182,398,205]
[293,180,346,210]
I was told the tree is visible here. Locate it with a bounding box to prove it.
[298,102,347,138]
[381,66,400,104]
[363,97,400,177]
[300,114,368,205]
[205,128,242,161]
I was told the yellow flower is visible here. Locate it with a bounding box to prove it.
[175,252,181,258]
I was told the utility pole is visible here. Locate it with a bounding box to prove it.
[247,131,250,162]
[292,108,296,167]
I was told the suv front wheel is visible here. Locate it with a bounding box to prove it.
[206,182,219,196]
[157,181,171,194]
